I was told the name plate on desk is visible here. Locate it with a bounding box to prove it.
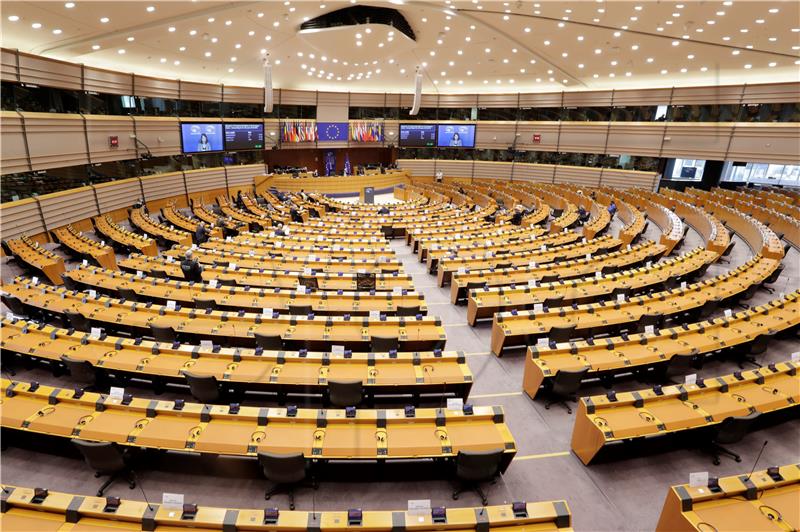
[369,310,380,319]
[230,263,237,271]
[200,340,214,350]
[209,280,218,288]
[685,373,697,385]
[90,327,103,339]
[263,307,273,317]
[166,300,177,311]
[109,387,125,400]
[332,345,345,355]
[393,287,403,295]
[689,471,709,488]
[446,398,463,410]
[162,492,184,509]
[136,271,145,278]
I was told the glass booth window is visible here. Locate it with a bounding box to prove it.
[670,159,706,181]
[723,162,800,186]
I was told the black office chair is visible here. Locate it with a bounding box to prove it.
[718,241,736,264]
[655,353,696,383]
[60,355,101,390]
[388,301,421,316]
[610,287,631,301]
[451,449,505,506]
[193,298,216,310]
[148,269,168,279]
[255,332,283,351]
[543,368,590,414]
[214,260,230,268]
[257,452,314,510]
[494,262,512,270]
[760,264,784,294]
[1,294,28,317]
[706,412,761,465]
[182,371,221,403]
[685,299,719,322]
[735,284,759,309]
[299,276,319,290]
[543,296,564,309]
[149,324,177,344]
[71,439,136,496]
[117,287,138,302]
[371,335,399,352]
[287,304,313,316]
[635,313,664,334]
[548,325,577,344]
[539,274,559,284]
[734,334,768,369]
[600,265,618,276]
[62,275,81,291]
[381,225,394,239]
[327,379,364,407]
[356,273,376,291]
[64,310,92,332]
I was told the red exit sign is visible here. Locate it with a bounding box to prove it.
[532,134,541,143]
[109,135,119,148]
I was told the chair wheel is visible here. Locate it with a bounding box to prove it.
[129,483,135,489]
[713,458,720,466]
[544,404,550,410]
[97,491,103,496]
[95,472,101,478]
[265,494,271,500]
[452,493,459,500]
[735,457,742,462]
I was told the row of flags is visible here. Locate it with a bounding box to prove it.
[279,121,385,143]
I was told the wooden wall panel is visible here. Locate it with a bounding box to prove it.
[135,76,180,99]
[473,161,512,180]
[37,187,98,230]
[396,159,435,176]
[554,165,601,188]
[180,81,222,102]
[141,172,185,203]
[384,120,399,145]
[185,168,225,195]
[518,92,563,108]
[1,48,19,83]
[612,88,672,106]
[398,93,415,108]
[349,92,386,107]
[660,123,735,160]
[85,115,137,163]
[83,66,133,95]
[223,85,265,105]
[435,160,474,179]
[557,122,609,153]
[600,168,658,191]
[22,112,88,170]
[226,164,263,187]
[94,178,142,217]
[563,91,613,107]
[670,85,744,105]
[515,122,560,152]
[17,53,81,90]
[0,112,30,174]
[512,163,556,183]
[478,93,520,108]
[0,198,45,239]
[316,92,349,122]
[475,122,517,149]
[741,82,800,104]
[131,117,182,157]
[728,123,800,164]
[606,122,666,156]
[439,93,478,108]
[280,89,317,105]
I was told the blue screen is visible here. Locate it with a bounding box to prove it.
[437,124,476,148]
[181,123,224,153]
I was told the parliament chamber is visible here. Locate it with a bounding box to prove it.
[0,2,799,531]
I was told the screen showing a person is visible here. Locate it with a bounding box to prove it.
[437,124,476,148]
[399,124,437,147]
[224,123,264,150]
[181,123,223,153]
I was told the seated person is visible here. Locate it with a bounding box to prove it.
[607,201,618,217]
[578,206,591,224]
[290,207,303,223]
[194,222,210,245]
[274,223,287,237]
[378,205,390,215]
[510,206,525,226]
[180,250,203,282]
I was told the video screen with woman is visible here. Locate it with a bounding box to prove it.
[436,124,476,148]
[181,123,224,153]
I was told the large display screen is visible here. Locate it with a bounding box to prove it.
[181,123,224,153]
[223,123,264,150]
[437,124,476,148]
[399,124,437,147]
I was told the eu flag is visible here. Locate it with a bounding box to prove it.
[317,122,349,142]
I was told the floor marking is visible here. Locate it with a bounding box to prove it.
[444,323,470,327]
[514,451,571,461]
[464,351,491,356]
[427,302,455,306]
[470,391,523,399]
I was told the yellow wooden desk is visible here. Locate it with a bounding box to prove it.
[130,208,193,247]
[437,236,623,287]
[230,230,390,249]
[407,220,508,250]
[163,246,404,275]
[467,248,716,325]
[118,255,415,292]
[1,317,472,400]
[0,485,573,531]
[571,361,800,465]
[492,255,780,355]
[656,464,800,532]
[197,238,396,261]
[64,266,427,316]
[416,224,547,263]
[161,203,222,240]
[51,225,117,271]
[94,216,158,256]
[0,379,515,466]
[522,291,800,399]
[450,241,664,304]
[3,281,447,351]
[4,237,66,285]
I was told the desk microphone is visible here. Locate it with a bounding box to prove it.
[131,472,154,511]
[745,440,768,482]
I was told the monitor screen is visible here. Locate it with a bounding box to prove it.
[437,124,476,148]
[399,124,437,147]
[224,123,264,151]
[181,123,224,153]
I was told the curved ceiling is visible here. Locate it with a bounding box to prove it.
[1,1,798,94]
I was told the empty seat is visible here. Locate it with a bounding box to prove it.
[257,452,313,511]
[117,287,138,302]
[71,439,136,496]
[149,324,177,344]
[287,304,313,316]
[60,355,100,389]
[705,411,761,465]
[182,371,221,403]
[1,294,27,316]
[451,449,505,506]
[395,305,421,316]
[255,332,283,351]
[548,325,577,344]
[327,379,363,407]
[543,367,590,414]
[356,273,376,291]
[148,269,168,279]
[193,298,216,309]
[371,335,399,352]
[64,310,91,332]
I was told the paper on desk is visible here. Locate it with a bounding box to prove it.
[369,310,380,319]
[200,340,213,350]
[82,259,89,267]
[263,307,273,317]
[32,276,39,285]
[332,345,345,355]
[689,471,708,487]
[136,271,144,278]
[393,286,403,295]
[162,493,184,509]
[408,499,431,515]
[446,398,463,410]
[90,327,103,339]
[685,373,697,385]
[109,386,125,399]
[209,279,218,288]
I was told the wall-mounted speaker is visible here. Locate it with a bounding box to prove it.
[263,56,274,113]
[409,69,422,116]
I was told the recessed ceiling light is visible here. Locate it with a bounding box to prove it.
[265,35,271,41]
[7,15,19,22]
[744,64,752,69]
[609,73,615,78]
[660,69,667,74]
[529,59,536,64]
[204,51,211,57]
[671,40,679,46]
[159,57,167,63]
[707,20,715,25]
[722,36,731,40]
[174,60,180,65]
[126,36,134,42]
[179,46,186,51]
[740,28,748,33]
[117,49,125,54]
[578,63,584,68]
[561,52,568,57]
[65,2,75,7]
[610,60,617,66]
[680,68,687,73]
[631,44,639,50]
[768,37,777,42]
[230,56,237,62]
[646,57,654,63]
[672,12,680,17]
[635,5,643,10]
[524,27,531,32]
[723,0,732,5]
[732,49,740,55]
[594,48,602,54]
[687,54,694,59]
[225,20,232,26]
[52,28,62,35]
[466,70,472,75]
[275,60,281,65]
[558,22,565,27]
[625,72,632,76]
[700,66,708,71]
[190,30,197,36]
[257,12,264,17]
[356,40,362,46]
[577,35,584,41]
[168,26,176,32]
[429,51,435,56]
[208,17,215,22]
[768,61,777,67]
[228,68,234,73]
[613,31,621,37]
[273,21,279,27]
[484,47,491,53]
[543,40,550,45]
[31,22,42,29]
[235,43,241,49]
[716,11,725,16]
[211,37,218,43]
[768,8,779,13]
[656,27,664,31]
[146,6,155,12]
[593,74,599,78]
[91,44,100,50]
[630,16,637,21]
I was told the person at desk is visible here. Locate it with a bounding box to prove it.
[607,201,618,218]
[235,191,244,209]
[578,205,591,225]
[274,223,287,237]
[194,222,210,245]
[290,207,303,223]
[510,206,525,226]
[378,205,390,215]
[298,189,309,202]
[180,249,203,282]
